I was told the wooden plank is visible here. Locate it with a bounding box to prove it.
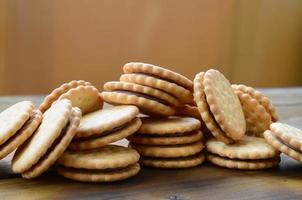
[0,88,302,199]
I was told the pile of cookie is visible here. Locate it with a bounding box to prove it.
[0,62,301,183]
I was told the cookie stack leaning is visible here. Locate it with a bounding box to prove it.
[193,70,246,144]
[128,117,205,168]
[0,101,42,160]
[12,99,81,178]
[206,136,280,170]
[232,84,278,137]
[101,62,194,116]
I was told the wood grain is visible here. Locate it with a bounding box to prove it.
[0,88,302,200]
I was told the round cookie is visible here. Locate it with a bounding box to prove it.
[127,130,203,145]
[138,117,201,135]
[206,136,279,160]
[69,118,142,150]
[203,69,246,140]
[264,127,302,162]
[58,85,103,114]
[0,101,34,146]
[0,110,42,160]
[234,90,272,137]
[141,153,205,168]
[123,62,193,91]
[130,141,204,158]
[232,84,278,122]
[207,154,280,170]
[12,99,73,175]
[21,107,81,178]
[57,145,140,182]
[120,73,193,104]
[104,81,181,107]
[39,80,91,113]
[75,105,139,138]
[193,72,233,144]
[101,90,176,116]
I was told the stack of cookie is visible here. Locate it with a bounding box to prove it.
[102,62,195,116]
[101,62,206,168]
[128,117,205,168]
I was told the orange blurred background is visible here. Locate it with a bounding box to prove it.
[0,0,302,95]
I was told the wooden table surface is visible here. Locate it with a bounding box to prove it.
[0,88,302,200]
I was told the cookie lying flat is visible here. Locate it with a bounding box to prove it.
[57,145,140,182]
[101,81,177,116]
[264,123,302,162]
[12,99,81,178]
[121,62,193,104]
[206,136,280,170]
[193,72,234,144]
[39,80,103,114]
[0,110,42,160]
[232,84,278,122]
[69,105,141,150]
[39,80,91,112]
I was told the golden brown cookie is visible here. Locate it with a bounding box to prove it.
[12,99,80,178]
[141,153,205,168]
[57,145,140,182]
[203,69,246,140]
[234,90,272,137]
[39,80,91,112]
[193,72,234,144]
[0,110,42,160]
[232,84,278,122]
[123,62,193,91]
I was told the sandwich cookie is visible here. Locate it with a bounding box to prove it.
[121,62,194,104]
[69,105,141,150]
[128,117,205,168]
[232,84,278,136]
[57,145,140,182]
[206,136,280,170]
[101,81,177,116]
[264,123,302,162]
[12,99,81,178]
[39,80,103,114]
[193,70,246,144]
[0,101,40,160]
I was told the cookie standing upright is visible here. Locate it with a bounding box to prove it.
[57,145,140,182]
[39,80,103,114]
[69,105,141,150]
[128,117,205,168]
[232,84,278,136]
[264,123,302,162]
[12,99,81,178]
[193,70,246,143]
[0,101,41,160]
[206,136,280,170]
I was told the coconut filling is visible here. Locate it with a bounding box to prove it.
[133,130,201,138]
[72,118,137,142]
[141,151,204,161]
[58,163,138,174]
[22,120,71,174]
[274,133,302,154]
[207,153,280,163]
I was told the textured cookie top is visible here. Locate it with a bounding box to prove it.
[123,62,193,91]
[203,69,246,140]
[75,105,139,138]
[58,145,140,170]
[0,101,34,146]
[12,99,72,173]
[270,123,302,151]
[138,117,201,135]
[206,136,279,160]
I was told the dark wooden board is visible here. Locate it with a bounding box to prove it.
[0,88,302,200]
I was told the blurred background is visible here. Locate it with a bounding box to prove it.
[0,0,302,95]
